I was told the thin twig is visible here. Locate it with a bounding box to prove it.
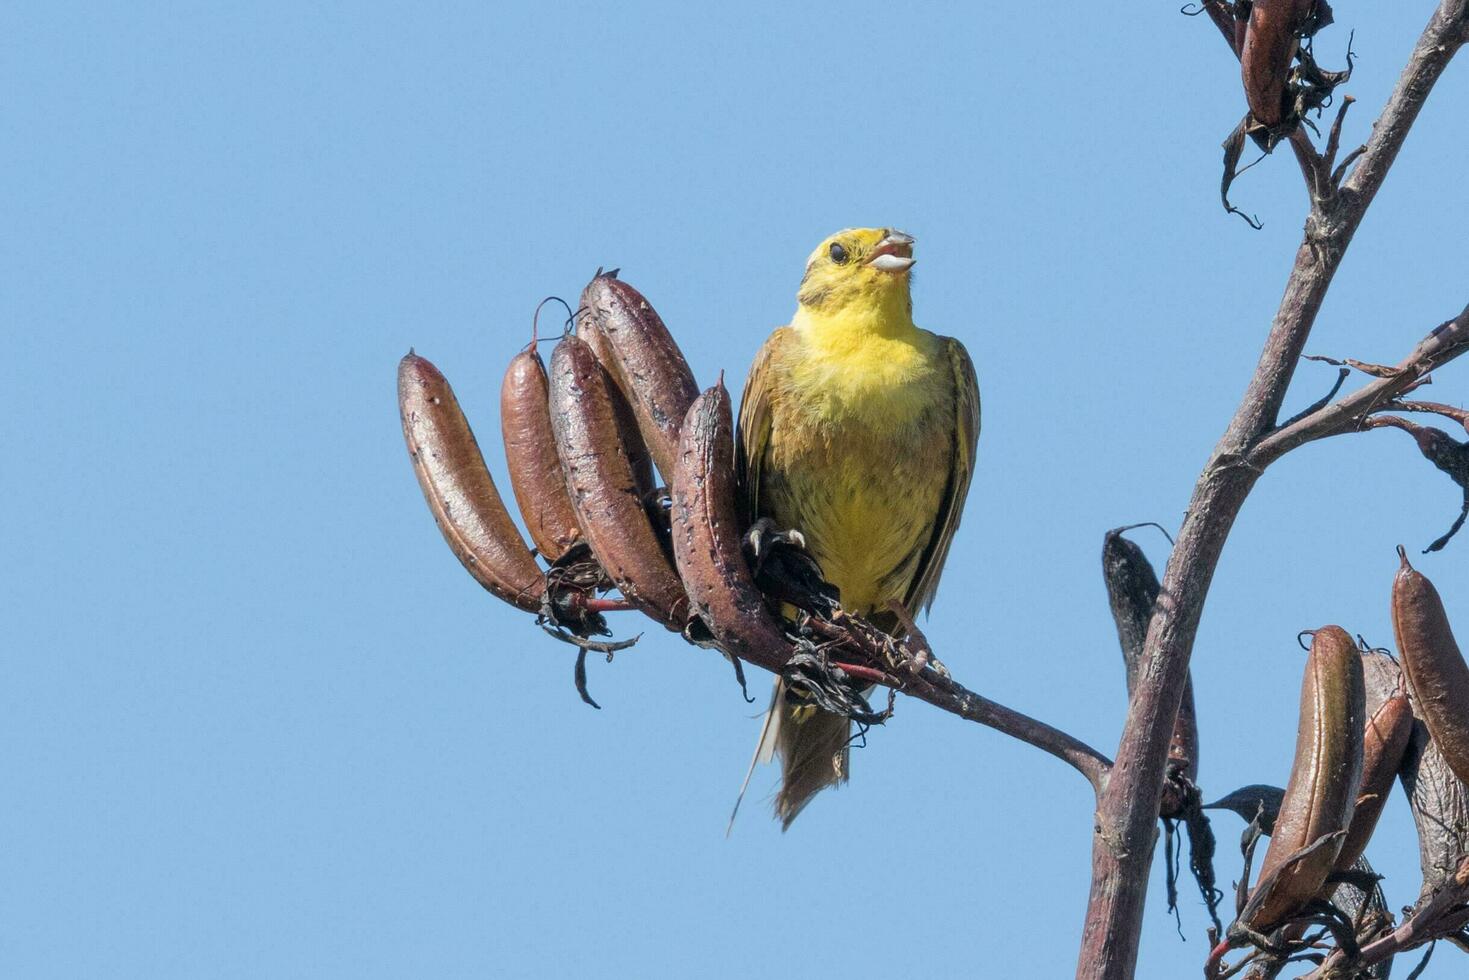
[1321,97,1355,178]
[1276,367,1351,430]
[1250,304,1469,466]
[793,616,1114,792]
[1388,398,1469,434]
[903,670,1113,794]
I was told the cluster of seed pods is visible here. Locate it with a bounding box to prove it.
[398,272,805,690]
[1203,553,1468,974]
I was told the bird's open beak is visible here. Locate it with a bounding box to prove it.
[866,230,915,273]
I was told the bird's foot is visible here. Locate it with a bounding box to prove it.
[884,599,948,678]
[744,517,806,564]
[744,519,838,617]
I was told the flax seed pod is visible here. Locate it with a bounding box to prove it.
[1241,0,1313,127]
[670,383,791,673]
[548,334,688,629]
[1242,626,1364,932]
[398,352,544,612]
[579,272,700,484]
[501,345,583,563]
[1393,547,1469,786]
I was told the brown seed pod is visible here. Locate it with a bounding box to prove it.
[501,346,583,563]
[1243,625,1365,933]
[585,331,658,503]
[1231,2,1250,56]
[398,351,544,613]
[1240,0,1314,127]
[579,272,700,484]
[548,333,688,630]
[1333,690,1413,875]
[1393,547,1469,786]
[670,383,791,673]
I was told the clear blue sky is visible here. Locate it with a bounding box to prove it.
[5,3,1467,977]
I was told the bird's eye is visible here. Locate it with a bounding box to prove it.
[828,242,849,264]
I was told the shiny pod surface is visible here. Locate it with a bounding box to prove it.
[579,273,700,484]
[1393,549,1469,786]
[399,352,544,612]
[1246,625,1364,932]
[671,384,791,673]
[548,334,688,629]
[501,347,583,563]
[1240,0,1312,126]
[1333,691,1413,874]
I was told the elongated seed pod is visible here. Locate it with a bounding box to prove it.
[1334,691,1413,874]
[1244,625,1364,932]
[1393,548,1469,786]
[580,273,700,483]
[1231,3,1249,56]
[1240,0,1312,127]
[549,334,688,629]
[501,347,583,563]
[1101,529,1199,800]
[398,352,544,612]
[670,383,791,673]
[579,327,657,501]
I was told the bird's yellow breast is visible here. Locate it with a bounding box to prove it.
[757,320,954,614]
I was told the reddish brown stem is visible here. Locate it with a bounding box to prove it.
[574,596,639,613]
[829,662,891,687]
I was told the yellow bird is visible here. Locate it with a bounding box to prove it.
[736,227,980,828]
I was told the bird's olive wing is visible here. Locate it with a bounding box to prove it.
[905,336,981,614]
[735,327,792,526]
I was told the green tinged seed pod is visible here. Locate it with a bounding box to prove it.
[1242,625,1365,933]
[1333,691,1413,875]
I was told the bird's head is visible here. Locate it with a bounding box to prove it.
[796,228,915,316]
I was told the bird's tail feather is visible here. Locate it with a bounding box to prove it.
[727,678,852,832]
[726,681,784,836]
[772,681,851,830]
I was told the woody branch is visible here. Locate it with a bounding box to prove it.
[1075,3,1468,977]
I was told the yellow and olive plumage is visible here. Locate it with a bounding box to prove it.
[736,227,980,828]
